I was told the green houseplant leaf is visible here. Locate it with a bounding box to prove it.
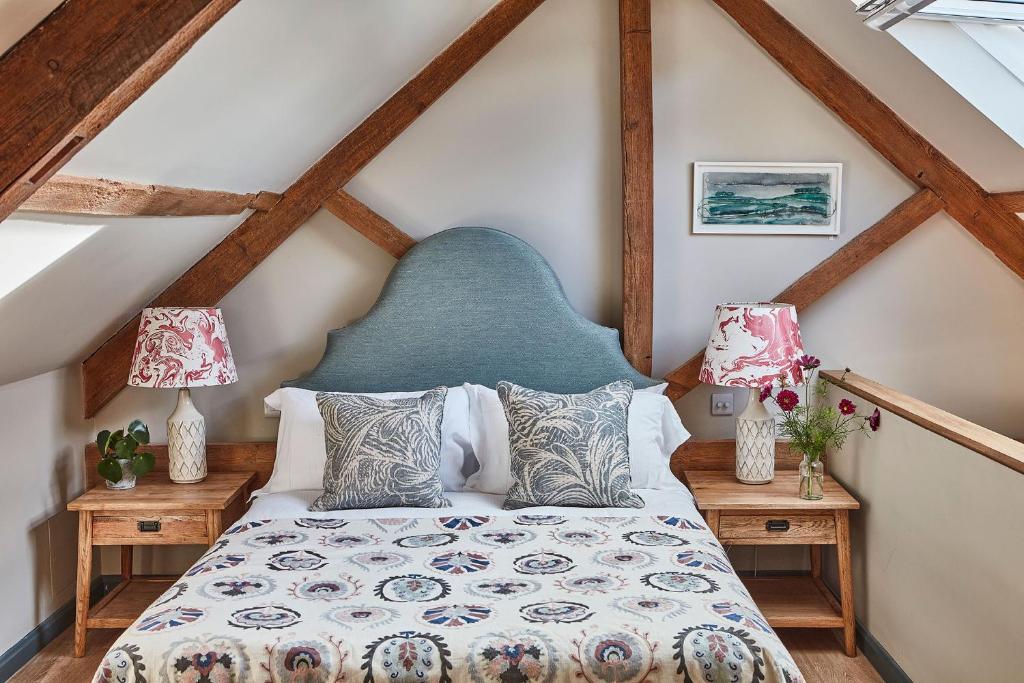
[96,419,156,486]
[127,419,150,445]
[114,434,138,461]
[96,429,112,456]
[97,457,123,483]
[131,452,155,477]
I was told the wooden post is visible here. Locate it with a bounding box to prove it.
[120,546,133,581]
[619,0,655,375]
[74,512,93,658]
[835,509,856,656]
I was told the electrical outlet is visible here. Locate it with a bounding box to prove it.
[711,393,734,416]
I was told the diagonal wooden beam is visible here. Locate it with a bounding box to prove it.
[322,190,416,259]
[81,0,547,418]
[619,0,655,375]
[710,0,1024,280]
[19,175,280,216]
[0,0,239,222]
[664,189,944,400]
[991,191,1024,214]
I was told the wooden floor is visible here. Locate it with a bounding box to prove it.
[11,625,882,682]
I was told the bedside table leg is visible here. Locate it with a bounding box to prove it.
[836,510,856,656]
[810,545,822,578]
[206,510,222,546]
[705,510,721,536]
[74,512,93,658]
[120,546,133,580]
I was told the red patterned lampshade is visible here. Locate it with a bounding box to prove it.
[128,307,238,388]
[699,303,804,388]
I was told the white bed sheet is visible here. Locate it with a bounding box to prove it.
[245,480,696,522]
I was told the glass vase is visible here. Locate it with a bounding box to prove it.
[798,454,824,500]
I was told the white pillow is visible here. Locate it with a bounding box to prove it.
[256,386,472,496]
[463,382,690,494]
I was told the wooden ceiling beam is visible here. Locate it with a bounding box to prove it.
[990,191,1024,214]
[0,0,239,222]
[18,175,280,217]
[710,0,1024,280]
[619,0,655,375]
[664,189,945,400]
[81,0,547,418]
[322,190,416,259]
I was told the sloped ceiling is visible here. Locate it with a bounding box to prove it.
[1,0,1024,394]
[0,0,493,387]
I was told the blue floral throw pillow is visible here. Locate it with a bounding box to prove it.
[497,380,643,510]
[311,388,451,511]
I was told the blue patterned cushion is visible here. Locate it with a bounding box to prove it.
[498,380,644,509]
[310,388,452,510]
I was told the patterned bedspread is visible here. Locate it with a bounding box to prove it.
[94,511,803,682]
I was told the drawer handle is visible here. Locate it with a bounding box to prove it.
[138,520,162,533]
[765,519,790,532]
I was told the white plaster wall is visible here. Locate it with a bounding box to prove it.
[0,368,88,654]
[823,386,1024,682]
[0,0,61,54]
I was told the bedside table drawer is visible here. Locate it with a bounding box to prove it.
[92,512,210,545]
[718,512,836,544]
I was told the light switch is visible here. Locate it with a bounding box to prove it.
[711,393,734,416]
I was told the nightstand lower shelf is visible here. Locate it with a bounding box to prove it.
[744,575,844,628]
[87,577,176,629]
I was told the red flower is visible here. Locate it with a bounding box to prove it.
[868,408,881,432]
[759,385,773,403]
[776,389,799,412]
[838,398,857,415]
[797,354,821,370]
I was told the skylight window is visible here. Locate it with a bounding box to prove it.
[0,219,100,300]
[854,1,1024,147]
[913,1,1024,24]
[857,1,1024,29]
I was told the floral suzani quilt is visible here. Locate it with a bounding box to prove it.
[94,512,803,682]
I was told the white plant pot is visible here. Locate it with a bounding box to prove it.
[105,459,137,490]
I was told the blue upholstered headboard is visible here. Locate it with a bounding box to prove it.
[283,227,658,393]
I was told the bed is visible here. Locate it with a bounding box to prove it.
[92,227,803,682]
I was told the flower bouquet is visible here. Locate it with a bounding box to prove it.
[761,356,880,499]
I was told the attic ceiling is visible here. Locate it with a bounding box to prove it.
[0,0,495,386]
[2,0,1024,393]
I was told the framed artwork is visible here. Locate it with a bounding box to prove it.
[692,162,842,235]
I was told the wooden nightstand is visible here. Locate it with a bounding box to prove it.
[687,470,861,656]
[67,472,255,657]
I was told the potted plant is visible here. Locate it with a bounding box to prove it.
[96,420,156,490]
[761,357,881,500]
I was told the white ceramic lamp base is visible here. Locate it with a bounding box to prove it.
[167,387,207,483]
[735,388,776,484]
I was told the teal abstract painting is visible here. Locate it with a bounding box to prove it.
[692,162,841,235]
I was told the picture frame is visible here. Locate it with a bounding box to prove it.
[692,162,842,235]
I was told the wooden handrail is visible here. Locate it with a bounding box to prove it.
[821,370,1024,476]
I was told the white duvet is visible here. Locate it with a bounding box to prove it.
[93,484,803,682]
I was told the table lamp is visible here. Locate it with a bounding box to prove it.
[699,302,803,484]
[127,307,238,483]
